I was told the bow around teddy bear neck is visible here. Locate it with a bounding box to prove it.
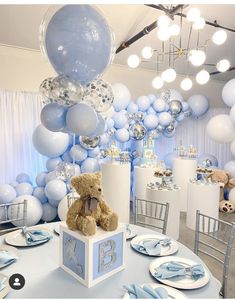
[82,195,98,216]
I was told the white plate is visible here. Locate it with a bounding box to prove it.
[5,226,52,247]
[0,245,20,268]
[54,221,66,235]
[123,283,188,299]
[0,274,10,298]
[149,256,210,290]
[131,234,178,256]
[126,224,137,240]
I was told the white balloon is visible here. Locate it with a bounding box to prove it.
[8,195,43,227]
[58,192,80,221]
[206,114,235,143]
[229,188,235,205]
[230,140,235,156]
[224,160,235,178]
[112,83,131,111]
[229,104,235,125]
[222,78,235,107]
[41,203,57,222]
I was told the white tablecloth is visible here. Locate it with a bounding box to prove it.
[1,222,219,298]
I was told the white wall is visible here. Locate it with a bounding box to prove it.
[0,44,227,108]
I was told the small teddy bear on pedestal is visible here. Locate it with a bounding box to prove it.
[66,172,118,236]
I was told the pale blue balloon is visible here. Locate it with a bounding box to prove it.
[15,183,33,196]
[70,144,88,162]
[99,133,110,145]
[81,158,100,173]
[147,107,156,115]
[136,96,150,112]
[127,102,138,114]
[33,187,48,204]
[106,118,114,129]
[61,150,73,163]
[45,5,114,85]
[45,179,67,207]
[9,181,18,188]
[148,94,157,104]
[66,103,98,136]
[182,101,189,112]
[33,124,69,158]
[41,202,58,222]
[45,171,57,184]
[153,98,166,112]
[198,153,218,167]
[144,114,159,129]
[36,172,47,187]
[90,113,105,136]
[224,160,235,178]
[16,173,31,183]
[188,95,209,118]
[176,113,185,122]
[112,83,131,111]
[229,104,235,125]
[74,164,81,176]
[158,112,172,126]
[46,157,62,172]
[88,147,100,158]
[164,152,178,168]
[41,103,67,132]
[115,128,129,143]
[112,111,128,129]
[0,184,16,204]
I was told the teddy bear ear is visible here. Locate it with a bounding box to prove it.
[71,176,80,188]
[94,172,102,180]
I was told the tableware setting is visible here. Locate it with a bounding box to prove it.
[0,245,19,268]
[149,256,210,290]
[5,226,53,247]
[0,274,10,298]
[131,235,178,256]
[123,283,188,299]
[54,221,67,235]
[125,224,137,240]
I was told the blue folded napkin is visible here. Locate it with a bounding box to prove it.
[0,277,6,292]
[123,284,168,299]
[154,261,205,280]
[0,250,18,267]
[22,227,52,245]
[132,238,171,255]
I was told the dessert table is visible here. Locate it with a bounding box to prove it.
[1,222,219,298]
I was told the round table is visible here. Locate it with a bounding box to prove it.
[1,223,219,298]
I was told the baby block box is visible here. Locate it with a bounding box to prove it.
[60,223,125,287]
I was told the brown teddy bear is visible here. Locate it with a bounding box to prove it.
[219,200,235,213]
[66,172,118,236]
[207,169,230,201]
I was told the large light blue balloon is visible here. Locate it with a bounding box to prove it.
[127,102,138,114]
[70,144,88,162]
[15,183,33,196]
[81,158,100,173]
[90,114,105,136]
[115,128,129,143]
[41,103,67,132]
[33,124,69,158]
[16,173,30,183]
[46,157,62,172]
[188,95,209,118]
[0,184,16,204]
[66,103,98,136]
[88,147,100,158]
[45,179,67,207]
[61,150,73,163]
[136,96,150,112]
[41,202,58,222]
[198,153,218,167]
[36,172,47,187]
[33,187,48,204]
[112,111,128,129]
[158,112,172,126]
[112,83,131,111]
[44,5,114,85]
[153,98,166,112]
[148,94,157,104]
[144,114,159,129]
[45,171,57,184]
[147,107,156,115]
[164,152,178,168]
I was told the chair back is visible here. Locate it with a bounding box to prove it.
[0,200,27,234]
[134,198,169,234]
[194,210,235,298]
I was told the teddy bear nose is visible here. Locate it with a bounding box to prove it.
[98,188,101,192]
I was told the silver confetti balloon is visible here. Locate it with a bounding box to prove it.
[39,77,54,103]
[107,128,115,136]
[134,112,144,122]
[55,162,75,181]
[165,123,175,133]
[79,136,100,150]
[160,90,171,102]
[127,113,134,122]
[203,159,212,168]
[168,100,182,116]
[184,108,192,117]
[129,123,147,140]
[82,79,114,112]
[100,149,108,158]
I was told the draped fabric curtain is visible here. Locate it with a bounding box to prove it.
[0,90,233,185]
[0,90,46,185]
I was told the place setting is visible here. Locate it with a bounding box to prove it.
[0,273,10,298]
[131,234,178,257]
[5,226,53,247]
[0,245,19,268]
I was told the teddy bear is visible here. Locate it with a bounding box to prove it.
[66,172,118,236]
[207,169,230,201]
[219,200,235,213]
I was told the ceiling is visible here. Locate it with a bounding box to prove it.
[0,4,235,81]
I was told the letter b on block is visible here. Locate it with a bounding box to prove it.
[99,240,117,272]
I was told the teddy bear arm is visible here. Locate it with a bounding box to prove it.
[66,200,83,230]
[99,199,112,214]
[99,213,118,231]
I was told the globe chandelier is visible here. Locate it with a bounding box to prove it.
[123,5,233,91]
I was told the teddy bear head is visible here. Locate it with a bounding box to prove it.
[219,200,235,213]
[207,169,230,186]
[71,172,102,200]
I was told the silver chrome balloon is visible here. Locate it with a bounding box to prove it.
[79,136,100,150]
[134,112,144,122]
[168,100,182,116]
[165,123,175,133]
[202,159,212,168]
[129,123,147,140]
[156,124,164,133]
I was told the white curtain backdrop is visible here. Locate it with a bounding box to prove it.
[0,90,46,185]
[0,90,233,185]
